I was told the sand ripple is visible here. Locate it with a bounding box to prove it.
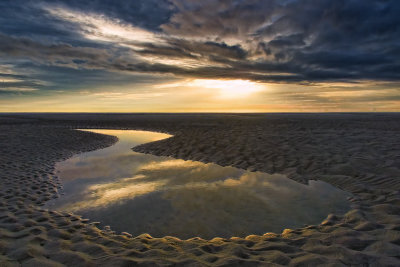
[0,114,399,266]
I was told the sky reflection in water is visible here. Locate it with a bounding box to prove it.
[46,129,351,239]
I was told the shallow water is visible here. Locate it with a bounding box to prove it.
[46,129,351,239]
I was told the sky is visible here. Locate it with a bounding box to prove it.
[0,0,399,112]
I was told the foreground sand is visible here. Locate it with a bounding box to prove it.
[0,113,399,266]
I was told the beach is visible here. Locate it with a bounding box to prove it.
[0,113,399,266]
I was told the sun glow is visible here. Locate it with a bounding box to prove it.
[156,79,266,99]
[190,79,265,98]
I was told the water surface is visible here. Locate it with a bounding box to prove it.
[46,129,351,239]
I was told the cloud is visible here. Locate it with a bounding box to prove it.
[42,6,163,45]
[159,0,400,82]
[0,34,112,67]
[45,0,175,31]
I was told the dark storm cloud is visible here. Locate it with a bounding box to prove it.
[48,0,175,31]
[133,39,247,61]
[159,0,400,82]
[0,0,399,91]
[0,34,110,65]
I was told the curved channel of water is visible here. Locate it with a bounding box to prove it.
[45,129,351,239]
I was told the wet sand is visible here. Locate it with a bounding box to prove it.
[0,113,399,266]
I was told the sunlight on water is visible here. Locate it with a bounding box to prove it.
[45,129,351,239]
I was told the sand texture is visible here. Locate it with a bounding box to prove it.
[0,113,399,266]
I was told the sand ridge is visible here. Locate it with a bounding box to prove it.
[0,113,399,266]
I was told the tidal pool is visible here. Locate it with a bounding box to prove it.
[46,129,351,239]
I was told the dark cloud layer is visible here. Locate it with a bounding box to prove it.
[0,0,399,95]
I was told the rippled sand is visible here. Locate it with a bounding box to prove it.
[0,113,399,266]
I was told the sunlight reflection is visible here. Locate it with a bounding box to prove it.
[140,159,203,170]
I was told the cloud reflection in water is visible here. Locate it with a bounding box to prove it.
[47,129,350,239]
